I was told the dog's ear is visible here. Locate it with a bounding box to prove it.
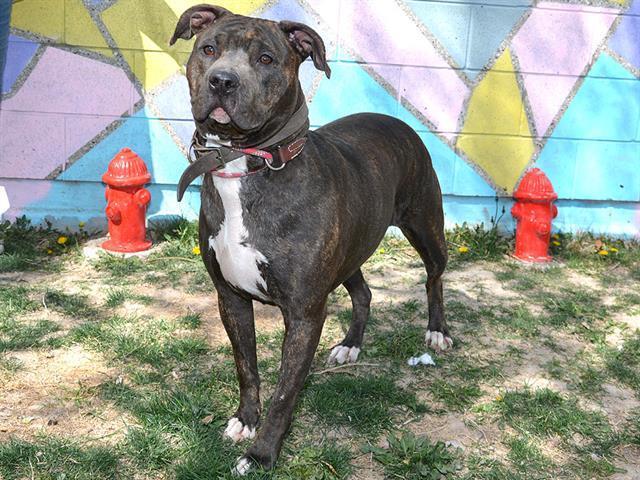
[170,4,231,45]
[279,21,331,79]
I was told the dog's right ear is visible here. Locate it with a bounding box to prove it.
[170,4,231,45]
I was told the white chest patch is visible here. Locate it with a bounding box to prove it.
[209,155,269,300]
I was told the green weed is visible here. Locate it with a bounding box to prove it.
[364,432,460,479]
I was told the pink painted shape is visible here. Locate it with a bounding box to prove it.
[512,2,619,137]
[307,0,469,137]
[2,47,137,116]
[0,111,66,179]
[0,178,52,221]
[0,47,138,179]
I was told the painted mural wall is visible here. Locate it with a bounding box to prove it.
[0,0,639,235]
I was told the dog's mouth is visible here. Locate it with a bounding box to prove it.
[210,107,231,125]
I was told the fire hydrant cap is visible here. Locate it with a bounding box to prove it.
[102,148,151,187]
[514,168,557,202]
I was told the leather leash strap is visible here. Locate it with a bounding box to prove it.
[177,103,309,201]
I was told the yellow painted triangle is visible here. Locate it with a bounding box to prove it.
[12,0,113,58]
[11,0,65,40]
[135,31,183,90]
[103,0,267,90]
[457,48,535,193]
[65,0,114,58]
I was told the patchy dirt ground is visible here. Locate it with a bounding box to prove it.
[1,232,639,479]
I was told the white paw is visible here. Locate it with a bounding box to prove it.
[233,457,252,476]
[426,330,453,351]
[327,345,360,365]
[224,417,256,443]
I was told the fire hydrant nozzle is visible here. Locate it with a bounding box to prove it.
[511,168,558,263]
[102,148,153,253]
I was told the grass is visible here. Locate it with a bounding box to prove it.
[1,219,640,479]
[302,373,427,437]
[364,432,460,479]
[0,438,120,479]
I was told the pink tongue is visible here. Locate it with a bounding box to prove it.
[211,107,231,124]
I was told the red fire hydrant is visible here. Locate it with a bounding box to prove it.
[102,148,152,253]
[511,168,558,263]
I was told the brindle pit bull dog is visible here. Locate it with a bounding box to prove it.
[170,4,451,475]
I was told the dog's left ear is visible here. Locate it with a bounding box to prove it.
[170,4,231,45]
[279,21,331,79]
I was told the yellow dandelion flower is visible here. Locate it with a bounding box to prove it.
[192,246,201,256]
[495,394,503,402]
[57,236,68,245]
[46,249,54,255]
[598,250,609,256]
[78,221,86,228]
[610,247,618,253]
[552,241,561,246]
[377,248,386,254]
[458,246,469,254]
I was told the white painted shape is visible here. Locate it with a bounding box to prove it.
[0,186,9,219]
[208,156,269,300]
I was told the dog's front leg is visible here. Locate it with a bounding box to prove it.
[216,282,261,443]
[233,301,326,475]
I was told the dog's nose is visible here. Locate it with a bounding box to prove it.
[209,71,239,95]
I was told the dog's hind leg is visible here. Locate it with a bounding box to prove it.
[214,281,262,443]
[327,269,372,365]
[399,215,451,352]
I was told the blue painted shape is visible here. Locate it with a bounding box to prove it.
[609,0,640,70]
[554,53,640,142]
[2,35,39,94]
[552,199,640,237]
[406,0,471,69]
[536,53,640,202]
[60,107,192,186]
[534,138,578,200]
[309,62,400,125]
[465,4,529,79]
[572,141,640,202]
[417,132,495,197]
[152,75,191,120]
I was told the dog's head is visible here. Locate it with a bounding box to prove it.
[170,4,331,145]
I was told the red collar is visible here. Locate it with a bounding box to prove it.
[209,137,308,178]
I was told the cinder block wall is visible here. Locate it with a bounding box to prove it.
[1,0,638,235]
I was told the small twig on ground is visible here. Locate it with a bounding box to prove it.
[311,363,382,375]
[41,293,48,310]
[147,256,199,263]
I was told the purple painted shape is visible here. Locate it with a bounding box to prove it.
[512,2,619,138]
[307,0,468,136]
[2,47,137,116]
[609,0,640,69]
[2,35,39,94]
[1,47,138,179]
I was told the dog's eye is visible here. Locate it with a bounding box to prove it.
[203,45,216,56]
[259,54,273,65]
